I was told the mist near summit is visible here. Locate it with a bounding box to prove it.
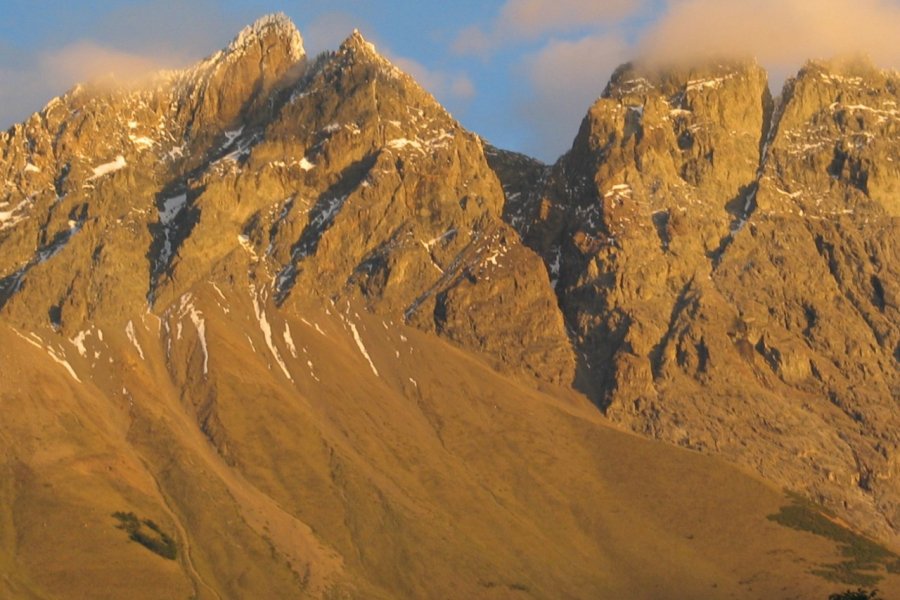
[1,0,899,163]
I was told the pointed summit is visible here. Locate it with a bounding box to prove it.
[173,13,307,142]
[339,28,380,58]
[226,13,305,62]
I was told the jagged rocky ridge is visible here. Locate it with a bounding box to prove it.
[496,56,900,540]
[1,13,899,597]
[0,16,572,384]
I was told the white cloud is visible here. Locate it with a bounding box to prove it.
[454,0,645,55]
[0,41,188,128]
[88,0,242,60]
[640,0,900,69]
[499,0,644,39]
[513,0,900,160]
[390,55,476,102]
[520,34,629,160]
[0,0,245,128]
[452,25,494,57]
[40,41,186,87]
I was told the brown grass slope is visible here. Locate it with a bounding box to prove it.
[2,283,899,599]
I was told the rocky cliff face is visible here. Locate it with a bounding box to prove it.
[2,13,900,597]
[0,17,573,385]
[0,14,306,323]
[500,56,900,540]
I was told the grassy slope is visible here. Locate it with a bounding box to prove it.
[0,284,898,599]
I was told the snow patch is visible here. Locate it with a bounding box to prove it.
[166,145,185,161]
[13,328,80,382]
[686,74,733,92]
[125,320,145,360]
[0,197,33,230]
[300,318,327,336]
[306,360,320,382]
[387,138,424,152]
[160,194,187,225]
[250,285,292,381]
[171,294,209,374]
[223,127,244,148]
[189,308,208,374]
[209,281,226,301]
[155,194,187,277]
[422,228,456,251]
[129,135,156,150]
[348,321,379,377]
[604,183,633,198]
[46,347,81,382]
[776,187,803,199]
[548,245,562,289]
[283,323,298,358]
[89,155,127,180]
[237,234,260,261]
[71,330,89,357]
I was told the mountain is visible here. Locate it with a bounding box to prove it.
[496,55,900,545]
[1,14,899,599]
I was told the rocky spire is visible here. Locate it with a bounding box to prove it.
[225,13,305,62]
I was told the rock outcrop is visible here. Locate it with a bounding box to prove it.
[499,56,900,541]
[0,19,574,385]
[2,13,900,597]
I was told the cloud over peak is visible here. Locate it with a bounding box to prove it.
[639,0,900,70]
[41,41,186,87]
[453,0,645,55]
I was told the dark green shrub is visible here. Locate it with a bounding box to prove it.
[828,589,879,600]
[768,493,898,586]
[112,511,178,560]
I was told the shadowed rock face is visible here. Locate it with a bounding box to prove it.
[494,56,900,541]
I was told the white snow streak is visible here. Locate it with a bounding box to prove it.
[89,155,127,180]
[0,198,33,230]
[129,135,156,149]
[348,322,379,377]
[160,194,187,224]
[12,328,80,382]
[175,294,208,374]
[125,320,145,360]
[250,286,292,381]
[300,317,327,336]
[71,330,89,357]
[187,306,208,374]
[387,138,423,152]
[283,323,298,358]
[46,347,81,382]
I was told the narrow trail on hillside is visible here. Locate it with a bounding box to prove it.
[136,456,223,600]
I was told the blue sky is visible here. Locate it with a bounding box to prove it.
[2,0,900,162]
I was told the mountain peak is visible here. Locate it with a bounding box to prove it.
[801,54,885,80]
[339,28,379,58]
[225,12,305,62]
[603,57,764,99]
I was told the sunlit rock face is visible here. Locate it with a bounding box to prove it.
[2,12,900,598]
[496,56,900,541]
